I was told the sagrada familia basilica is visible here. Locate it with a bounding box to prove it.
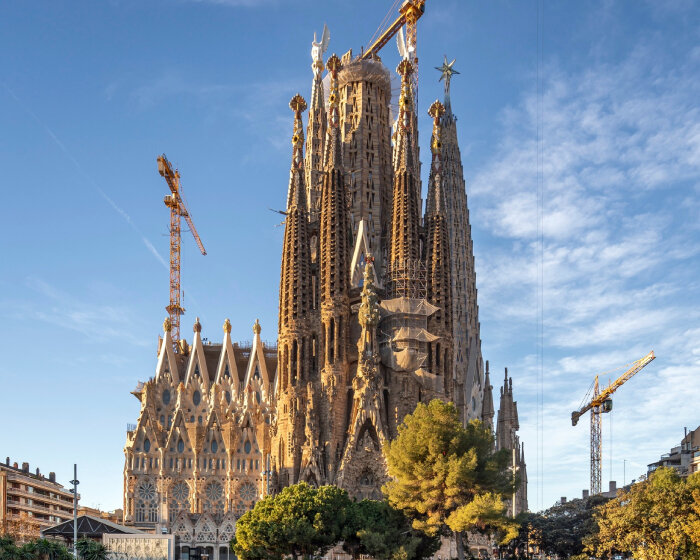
[122,24,527,559]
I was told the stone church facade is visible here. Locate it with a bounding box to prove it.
[122,30,527,558]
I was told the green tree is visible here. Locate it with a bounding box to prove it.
[75,538,107,560]
[232,482,352,560]
[587,467,700,560]
[383,399,516,560]
[0,537,71,560]
[507,494,608,558]
[342,500,440,560]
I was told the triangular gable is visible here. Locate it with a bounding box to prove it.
[156,328,180,384]
[194,512,217,543]
[133,411,160,452]
[215,328,241,395]
[243,322,270,397]
[165,409,192,452]
[218,511,237,542]
[185,329,210,391]
[172,511,194,540]
[204,412,227,454]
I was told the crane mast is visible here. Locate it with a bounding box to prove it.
[572,351,655,494]
[157,154,206,350]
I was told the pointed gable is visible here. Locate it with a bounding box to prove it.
[215,319,241,396]
[243,320,271,399]
[156,320,180,384]
[185,318,210,391]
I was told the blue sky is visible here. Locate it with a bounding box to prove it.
[1,0,698,513]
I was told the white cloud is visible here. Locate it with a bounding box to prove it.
[471,28,700,509]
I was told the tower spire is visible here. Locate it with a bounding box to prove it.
[306,26,330,216]
[323,54,343,170]
[318,52,351,482]
[426,100,452,388]
[275,94,314,484]
[389,60,421,273]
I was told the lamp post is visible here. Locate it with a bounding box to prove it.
[69,464,79,558]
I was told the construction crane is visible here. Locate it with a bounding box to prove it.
[157,154,206,351]
[572,351,655,495]
[361,1,426,98]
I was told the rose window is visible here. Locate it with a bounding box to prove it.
[205,481,224,501]
[171,482,189,502]
[138,481,156,501]
[239,482,257,502]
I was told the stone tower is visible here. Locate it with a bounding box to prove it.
[425,100,453,395]
[430,58,485,422]
[274,95,314,486]
[496,368,528,515]
[318,54,352,483]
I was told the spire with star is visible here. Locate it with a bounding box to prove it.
[435,55,459,114]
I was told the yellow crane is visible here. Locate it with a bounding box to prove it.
[157,154,206,351]
[361,1,426,98]
[572,351,655,494]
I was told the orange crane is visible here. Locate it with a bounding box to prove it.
[157,154,206,350]
[361,1,426,98]
[571,351,655,495]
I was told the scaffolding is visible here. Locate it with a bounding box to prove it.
[385,258,427,299]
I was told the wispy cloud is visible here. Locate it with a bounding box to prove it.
[130,71,305,153]
[1,82,169,271]
[470,29,700,509]
[1,277,151,347]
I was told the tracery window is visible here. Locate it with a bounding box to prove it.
[202,481,225,514]
[135,480,158,523]
[168,481,189,522]
[239,481,257,503]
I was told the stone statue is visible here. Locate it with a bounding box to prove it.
[311,24,330,74]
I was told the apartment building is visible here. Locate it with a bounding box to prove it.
[0,458,76,541]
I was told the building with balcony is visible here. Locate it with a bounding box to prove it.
[647,425,700,477]
[0,457,76,541]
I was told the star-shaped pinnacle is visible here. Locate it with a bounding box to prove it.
[435,55,459,100]
[435,55,459,82]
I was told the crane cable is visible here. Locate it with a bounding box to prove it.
[536,0,544,512]
[366,0,402,51]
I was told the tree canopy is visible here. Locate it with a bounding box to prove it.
[0,536,72,560]
[232,482,439,560]
[232,483,351,560]
[507,494,609,558]
[382,399,517,558]
[586,467,700,560]
[343,499,440,560]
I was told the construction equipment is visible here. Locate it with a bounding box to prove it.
[157,154,206,350]
[361,1,426,99]
[572,351,655,494]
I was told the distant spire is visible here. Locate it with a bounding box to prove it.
[426,100,446,217]
[288,93,308,209]
[394,60,416,172]
[323,54,343,170]
[435,55,459,114]
[481,360,495,431]
[389,60,421,270]
[279,95,312,331]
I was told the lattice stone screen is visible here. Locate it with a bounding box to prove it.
[103,534,174,560]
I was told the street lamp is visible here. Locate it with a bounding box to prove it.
[69,464,79,558]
